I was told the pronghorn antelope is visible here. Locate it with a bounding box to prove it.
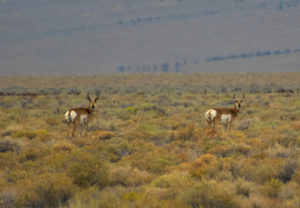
[205,94,244,133]
[65,92,100,138]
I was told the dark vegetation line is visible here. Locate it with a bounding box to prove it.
[117,47,300,73]
[0,85,297,98]
[116,0,300,27]
[206,48,300,62]
[2,0,299,42]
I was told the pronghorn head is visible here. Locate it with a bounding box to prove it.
[233,93,244,112]
[87,91,100,111]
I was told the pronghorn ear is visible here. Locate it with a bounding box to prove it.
[87,93,92,102]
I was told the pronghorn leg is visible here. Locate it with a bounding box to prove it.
[79,126,82,138]
[224,122,230,135]
[72,122,78,138]
[211,120,219,134]
[66,122,71,139]
[207,120,214,135]
[207,120,212,128]
[228,121,233,132]
[85,122,89,137]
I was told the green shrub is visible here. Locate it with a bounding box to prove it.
[125,106,137,115]
[261,179,283,198]
[12,130,37,140]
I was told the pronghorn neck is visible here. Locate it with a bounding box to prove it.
[87,106,94,116]
[233,106,240,113]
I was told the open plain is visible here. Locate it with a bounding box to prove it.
[0,73,300,208]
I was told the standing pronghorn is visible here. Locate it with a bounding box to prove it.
[205,94,244,133]
[65,92,100,138]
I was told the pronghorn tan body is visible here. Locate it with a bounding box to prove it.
[205,94,244,133]
[65,93,100,138]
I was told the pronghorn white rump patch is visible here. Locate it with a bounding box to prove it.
[65,110,77,122]
[80,115,88,124]
[220,114,231,124]
[205,109,217,121]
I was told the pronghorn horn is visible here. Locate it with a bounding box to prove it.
[233,94,236,100]
[87,93,91,102]
[243,93,245,99]
[95,90,101,102]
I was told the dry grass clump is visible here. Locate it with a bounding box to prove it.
[45,117,60,126]
[53,141,75,152]
[91,130,114,140]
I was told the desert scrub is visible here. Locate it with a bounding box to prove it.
[91,130,114,140]
[110,166,154,187]
[98,139,133,162]
[12,130,37,140]
[260,179,283,198]
[12,129,52,142]
[130,148,180,174]
[67,151,109,188]
[1,74,300,207]
[45,117,60,126]
[189,154,218,179]
[53,142,75,153]
[17,173,75,208]
[152,171,192,189]
[65,185,132,208]
[180,180,239,208]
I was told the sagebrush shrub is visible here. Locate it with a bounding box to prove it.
[260,179,283,198]
[189,154,217,179]
[67,151,109,188]
[110,166,153,187]
[180,180,239,208]
[17,173,74,208]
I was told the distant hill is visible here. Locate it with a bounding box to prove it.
[0,0,299,75]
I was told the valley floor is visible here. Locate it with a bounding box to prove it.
[0,73,300,208]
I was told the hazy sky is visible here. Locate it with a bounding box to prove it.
[0,0,299,75]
